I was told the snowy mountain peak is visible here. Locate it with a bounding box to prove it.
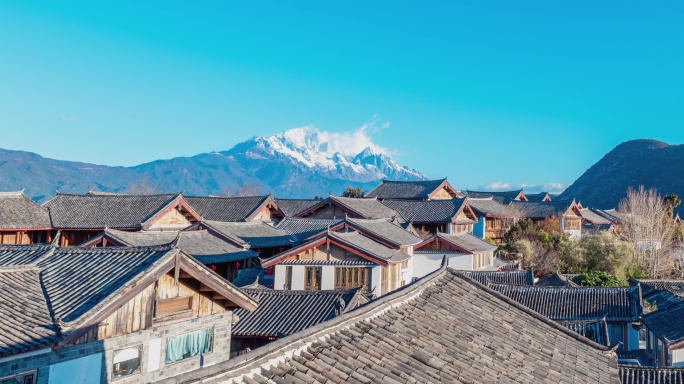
[222,125,427,192]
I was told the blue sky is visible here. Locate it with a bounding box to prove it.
[1,1,682,193]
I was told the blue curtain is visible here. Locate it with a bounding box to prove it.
[165,329,212,364]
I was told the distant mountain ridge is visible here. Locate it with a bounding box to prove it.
[0,127,427,202]
[559,139,684,214]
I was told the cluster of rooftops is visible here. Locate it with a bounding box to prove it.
[0,179,680,383]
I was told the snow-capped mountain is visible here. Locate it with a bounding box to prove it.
[0,126,427,201]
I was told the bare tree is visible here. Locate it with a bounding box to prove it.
[618,186,676,278]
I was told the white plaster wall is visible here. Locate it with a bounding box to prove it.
[673,349,684,367]
[273,265,285,290]
[371,266,381,297]
[321,266,335,290]
[413,252,473,278]
[400,258,412,286]
[291,266,305,290]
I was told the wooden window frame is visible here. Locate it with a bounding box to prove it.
[155,296,194,319]
[304,267,322,290]
[284,266,292,290]
[334,267,368,290]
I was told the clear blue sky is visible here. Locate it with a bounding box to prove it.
[1,1,682,193]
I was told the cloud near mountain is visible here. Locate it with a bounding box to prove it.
[479,181,565,194]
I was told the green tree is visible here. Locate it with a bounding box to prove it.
[664,193,681,215]
[579,232,634,279]
[574,271,628,287]
[341,187,364,198]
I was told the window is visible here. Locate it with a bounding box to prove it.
[284,266,292,290]
[304,267,321,290]
[381,267,388,295]
[165,329,212,364]
[112,346,141,378]
[0,370,36,384]
[156,296,193,318]
[334,268,368,289]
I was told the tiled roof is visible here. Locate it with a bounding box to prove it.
[231,268,274,290]
[273,198,322,217]
[38,245,176,324]
[381,198,473,223]
[329,231,411,263]
[168,267,619,384]
[345,217,423,247]
[536,273,579,287]
[202,220,297,249]
[488,284,642,322]
[278,259,375,266]
[276,217,343,242]
[619,366,684,384]
[467,197,518,217]
[102,228,257,264]
[231,288,365,337]
[631,279,684,298]
[365,178,449,200]
[43,193,182,229]
[559,319,609,346]
[328,196,399,219]
[581,208,614,225]
[435,232,498,253]
[0,191,51,229]
[526,192,552,202]
[185,195,272,222]
[0,244,54,266]
[0,266,58,358]
[509,200,577,219]
[467,190,524,204]
[643,300,684,345]
[460,269,534,286]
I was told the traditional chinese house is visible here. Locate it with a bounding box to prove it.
[262,230,412,297]
[272,198,323,217]
[0,244,257,383]
[365,178,460,200]
[43,192,202,246]
[185,195,284,223]
[229,288,368,357]
[0,191,54,244]
[509,199,585,239]
[295,195,399,220]
[81,228,258,282]
[467,189,528,204]
[165,263,620,384]
[467,196,520,243]
[381,198,478,237]
[412,232,498,277]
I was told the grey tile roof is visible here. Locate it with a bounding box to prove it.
[329,231,411,263]
[168,267,619,384]
[619,366,684,384]
[365,178,450,200]
[581,208,614,225]
[630,279,684,298]
[643,300,684,345]
[435,232,498,253]
[43,193,182,229]
[559,319,609,346]
[328,196,399,219]
[231,288,365,337]
[0,244,54,266]
[0,266,58,358]
[345,217,423,247]
[273,198,323,217]
[381,198,473,223]
[276,217,343,242]
[102,228,257,264]
[0,191,51,229]
[467,197,518,217]
[38,245,176,325]
[526,192,552,202]
[536,273,580,287]
[509,200,577,219]
[278,259,375,266]
[467,189,524,204]
[488,284,643,322]
[185,195,272,222]
[231,268,274,290]
[460,269,534,286]
[202,220,297,249]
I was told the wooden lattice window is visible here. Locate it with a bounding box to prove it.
[156,296,193,317]
[284,266,292,290]
[334,267,368,289]
[304,267,321,290]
